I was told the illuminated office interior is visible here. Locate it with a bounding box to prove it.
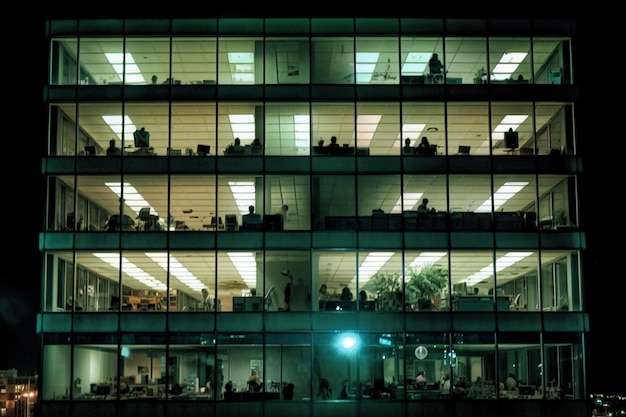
[39,17,587,417]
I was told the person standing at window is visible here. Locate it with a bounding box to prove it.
[199,288,213,311]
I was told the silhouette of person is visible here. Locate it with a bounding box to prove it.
[328,136,340,147]
[429,53,443,74]
[106,138,121,155]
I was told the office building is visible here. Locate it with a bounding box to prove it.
[39,17,588,417]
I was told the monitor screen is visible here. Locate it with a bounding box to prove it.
[504,131,519,149]
[197,144,211,155]
[96,385,111,396]
[84,145,96,155]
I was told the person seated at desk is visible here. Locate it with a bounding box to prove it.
[403,137,413,154]
[328,136,340,148]
[106,138,121,156]
[241,205,262,229]
[340,287,353,301]
[225,137,246,154]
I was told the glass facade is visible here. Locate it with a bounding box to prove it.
[40,17,587,417]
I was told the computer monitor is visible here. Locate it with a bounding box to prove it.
[84,145,96,155]
[504,131,519,149]
[197,144,211,156]
[96,385,111,396]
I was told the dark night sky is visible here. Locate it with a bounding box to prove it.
[2,8,623,394]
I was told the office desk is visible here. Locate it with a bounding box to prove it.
[224,391,280,400]
[312,146,355,155]
[453,296,510,311]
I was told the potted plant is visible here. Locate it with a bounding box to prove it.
[367,271,403,311]
[474,67,487,84]
[405,264,448,311]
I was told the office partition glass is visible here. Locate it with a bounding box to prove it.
[490,102,535,156]
[72,336,121,400]
[404,332,449,399]
[312,332,359,401]
[50,38,79,85]
[167,335,217,398]
[264,333,312,400]
[494,249,539,312]
[118,335,167,398]
[356,102,399,155]
[448,174,492,229]
[216,332,264,397]
[264,102,310,156]
[355,37,399,85]
[451,332,497,400]
[402,174,448,227]
[496,332,541,399]
[123,38,171,85]
[218,102,263,155]
[311,37,355,84]
[218,38,263,85]
[535,102,575,155]
[450,250,491,311]
[543,333,583,399]
[170,174,216,231]
[444,37,487,85]
[263,174,311,231]
[170,103,217,156]
[313,175,356,231]
[264,38,310,85]
[171,37,217,85]
[49,103,76,156]
[314,251,357,310]
[445,102,490,156]
[401,102,445,155]
[532,37,572,85]
[357,174,401,218]
[487,37,532,84]
[42,340,72,400]
[356,332,402,400]
[311,102,356,149]
[399,37,444,86]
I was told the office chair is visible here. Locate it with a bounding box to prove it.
[225,214,238,231]
[210,216,224,230]
[138,207,151,230]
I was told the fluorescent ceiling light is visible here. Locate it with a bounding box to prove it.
[228,53,254,84]
[105,182,157,217]
[105,53,146,84]
[356,52,379,83]
[228,252,257,288]
[491,52,528,80]
[491,115,528,140]
[391,192,423,213]
[474,181,529,212]
[355,114,381,147]
[102,115,136,143]
[356,252,395,286]
[402,52,431,74]
[147,253,204,292]
[465,251,533,286]
[94,253,167,291]
[228,181,256,215]
[229,114,256,140]
[408,252,447,269]
[397,123,426,148]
